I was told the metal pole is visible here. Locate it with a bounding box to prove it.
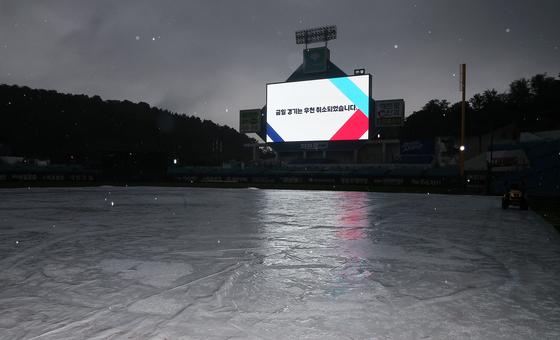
[460,64,466,181]
[488,124,494,194]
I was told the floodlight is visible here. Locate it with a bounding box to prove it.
[295,25,337,45]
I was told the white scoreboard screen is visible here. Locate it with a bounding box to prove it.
[266,75,371,143]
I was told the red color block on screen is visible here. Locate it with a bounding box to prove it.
[330,110,369,141]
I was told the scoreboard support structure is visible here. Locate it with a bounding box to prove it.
[239,25,404,165]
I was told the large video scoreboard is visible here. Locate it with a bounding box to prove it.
[266,75,371,143]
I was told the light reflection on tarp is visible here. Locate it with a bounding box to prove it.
[254,189,376,300]
[335,191,370,241]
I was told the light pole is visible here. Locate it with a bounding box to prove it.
[460,64,466,182]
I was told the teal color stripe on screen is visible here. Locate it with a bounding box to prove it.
[329,77,369,116]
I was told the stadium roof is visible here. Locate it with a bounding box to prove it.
[285,60,347,82]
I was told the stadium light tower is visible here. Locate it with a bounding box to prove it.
[295,25,337,48]
[295,25,337,74]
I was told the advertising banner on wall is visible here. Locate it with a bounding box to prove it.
[401,140,435,155]
[266,75,371,143]
[488,149,530,172]
[374,99,404,127]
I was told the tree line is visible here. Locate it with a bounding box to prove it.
[0,85,253,179]
[403,73,560,140]
[1,73,558,177]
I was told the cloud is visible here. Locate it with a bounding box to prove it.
[1,0,559,129]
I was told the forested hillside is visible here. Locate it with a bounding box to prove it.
[403,73,560,139]
[0,85,253,176]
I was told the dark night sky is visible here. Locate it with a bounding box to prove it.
[1,0,559,129]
